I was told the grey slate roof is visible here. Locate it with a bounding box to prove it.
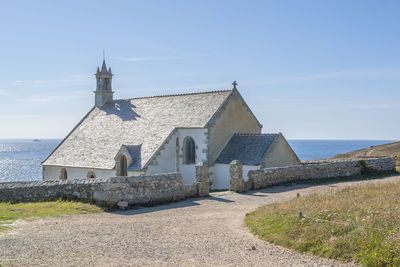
[124,145,141,171]
[43,90,233,170]
[215,133,279,165]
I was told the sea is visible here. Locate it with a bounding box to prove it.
[0,139,396,183]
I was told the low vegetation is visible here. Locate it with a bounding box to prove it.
[246,182,400,266]
[333,141,400,172]
[355,159,376,175]
[0,200,103,232]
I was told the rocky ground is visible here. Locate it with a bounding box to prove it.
[2,175,399,266]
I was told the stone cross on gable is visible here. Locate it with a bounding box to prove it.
[232,81,238,89]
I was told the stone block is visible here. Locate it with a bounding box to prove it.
[230,160,245,192]
[117,200,129,210]
[195,162,210,197]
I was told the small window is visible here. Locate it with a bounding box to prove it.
[87,171,96,179]
[185,137,196,164]
[104,78,110,90]
[60,168,67,180]
[117,155,128,176]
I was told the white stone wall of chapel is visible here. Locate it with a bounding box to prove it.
[146,128,208,185]
[42,166,115,181]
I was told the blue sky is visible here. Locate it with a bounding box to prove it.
[0,0,399,139]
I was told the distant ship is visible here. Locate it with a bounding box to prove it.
[33,139,40,142]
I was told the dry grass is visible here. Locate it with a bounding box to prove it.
[333,141,400,160]
[246,182,400,266]
[0,200,103,232]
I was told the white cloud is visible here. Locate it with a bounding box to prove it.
[347,104,395,110]
[173,82,228,90]
[248,95,397,112]
[112,57,151,62]
[0,89,14,97]
[0,113,84,139]
[16,96,54,103]
[246,68,400,85]
[15,90,90,103]
[112,55,179,62]
[292,69,400,81]
[12,74,91,88]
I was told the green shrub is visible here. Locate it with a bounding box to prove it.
[356,159,375,175]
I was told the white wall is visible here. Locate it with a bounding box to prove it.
[146,128,208,185]
[146,131,178,175]
[243,165,260,181]
[210,164,229,190]
[210,164,259,190]
[178,128,208,185]
[42,165,115,181]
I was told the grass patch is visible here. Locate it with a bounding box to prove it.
[246,182,400,266]
[0,200,103,232]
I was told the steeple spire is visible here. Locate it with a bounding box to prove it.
[94,56,114,107]
[101,59,108,72]
[99,50,108,72]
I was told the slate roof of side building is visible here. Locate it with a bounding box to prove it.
[215,133,280,165]
[43,89,238,170]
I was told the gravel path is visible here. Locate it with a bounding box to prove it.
[1,175,400,266]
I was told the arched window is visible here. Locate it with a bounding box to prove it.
[87,171,96,179]
[60,168,67,180]
[185,137,196,164]
[117,155,128,176]
[104,78,110,90]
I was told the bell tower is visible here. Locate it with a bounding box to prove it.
[94,58,114,107]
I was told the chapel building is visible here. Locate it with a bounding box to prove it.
[42,60,300,189]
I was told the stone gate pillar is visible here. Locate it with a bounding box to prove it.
[195,162,209,197]
[230,160,245,192]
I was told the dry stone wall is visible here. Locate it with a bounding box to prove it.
[94,174,187,206]
[195,162,210,196]
[247,157,396,190]
[0,179,101,203]
[0,172,205,207]
[229,160,245,192]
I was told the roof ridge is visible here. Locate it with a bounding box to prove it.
[233,133,279,136]
[114,89,233,101]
